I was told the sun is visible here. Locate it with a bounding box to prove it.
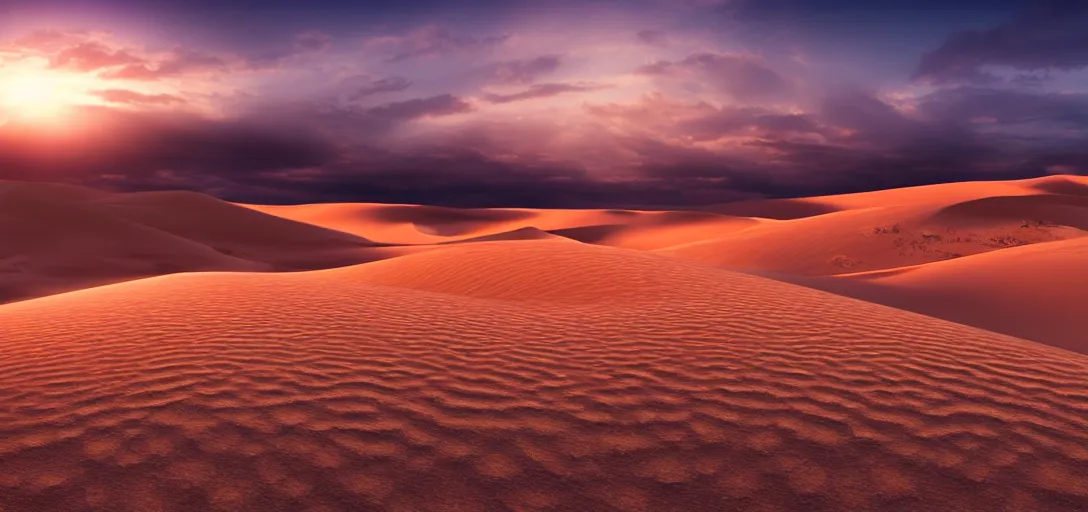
[0,68,94,124]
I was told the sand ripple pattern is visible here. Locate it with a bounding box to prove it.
[1,241,1086,512]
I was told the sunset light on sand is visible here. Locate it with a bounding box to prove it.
[1,0,1087,511]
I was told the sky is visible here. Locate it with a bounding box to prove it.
[0,0,1085,207]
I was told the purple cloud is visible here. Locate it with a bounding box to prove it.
[375,25,510,62]
[101,47,228,80]
[364,94,474,120]
[485,55,562,84]
[346,76,413,100]
[635,30,670,46]
[294,30,332,52]
[637,52,794,101]
[483,82,608,103]
[49,42,143,72]
[92,89,187,105]
[915,2,1088,84]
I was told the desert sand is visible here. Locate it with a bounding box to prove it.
[1,175,1087,511]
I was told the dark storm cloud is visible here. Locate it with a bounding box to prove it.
[915,1,1088,83]
[0,107,337,183]
[484,55,562,84]
[483,83,608,104]
[916,87,1088,129]
[2,0,1085,208]
[725,0,1028,23]
[212,146,759,209]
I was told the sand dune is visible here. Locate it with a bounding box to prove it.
[662,181,1088,275]
[705,174,1083,219]
[0,182,398,304]
[0,183,265,303]
[241,202,542,244]
[785,237,1088,354]
[92,190,380,269]
[1,240,1086,511]
[243,202,760,250]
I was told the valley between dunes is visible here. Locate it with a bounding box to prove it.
[1,175,1087,511]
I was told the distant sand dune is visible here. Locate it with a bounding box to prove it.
[787,237,1088,354]
[0,183,265,303]
[706,175,1071,219]
[2,241,1086,511]
[663,183,1088,276]
[5,176,1087,355]
[92,190,379,269]
[0,182,396,304]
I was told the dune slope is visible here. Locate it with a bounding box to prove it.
[663,190,1087,276]
[0,182,408,304]
[780,237,1088,354]
[0,184,265,303]
[93,191,380,269]
[1,241,1086,512]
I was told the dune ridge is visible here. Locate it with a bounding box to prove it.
[788,237,1088,354]
[1,240,1087,511]
[0,181,392,304]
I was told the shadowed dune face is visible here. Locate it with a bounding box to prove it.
[1030,175,1088,196]
[363,205,538,237]
[0,184,268,303]
[706,198,839,220]
[930,194,1088,230]
[92,191,380,269]
[0,182,405,304]
[1,241,1087,512]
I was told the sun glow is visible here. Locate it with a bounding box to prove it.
[0,66,97,124]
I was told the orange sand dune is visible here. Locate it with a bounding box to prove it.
[441,226,571,244]
[242,202,539,244]
[547,210,763,250]
[92,190,380,269]
[773,237,1088,354]
[1,240,1086,512]
[662,184,1088,275]
[706,174,1087,219]
[246,201,761,250]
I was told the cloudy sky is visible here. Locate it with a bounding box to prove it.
[0,0,1085,207]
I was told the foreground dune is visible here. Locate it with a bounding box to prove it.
[1,241,1086,511]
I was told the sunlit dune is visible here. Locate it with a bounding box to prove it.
[242,202,759,249]
[1,240,1086,511]
[775,237,1088,354]
[705,175,1075,220]
[662,176,1088,275]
